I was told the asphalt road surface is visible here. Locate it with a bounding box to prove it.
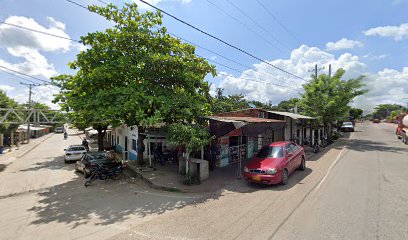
[112,122,408,240]
[0,122,407,240]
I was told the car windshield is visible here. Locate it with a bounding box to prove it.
[343,122,353,126]
[256,146,284,158]
[68,146,85,151]
[89,152,108,160]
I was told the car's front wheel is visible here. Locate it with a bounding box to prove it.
[281,169,288,185]
[298,157,306,171]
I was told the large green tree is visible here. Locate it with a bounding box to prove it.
[0,91,19,134]
[299,69,367,126]
[53,3,215,155]
[372,104,405,120]
[349,108,364,120]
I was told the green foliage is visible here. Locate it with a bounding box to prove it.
[299,69,367,125]
[210,88,272,113]
[166,123,213,154]
[275,98,301,112]
[372,104,405,120]
[52,3,215,150]
[349,108,364,120]
[0,91,19,134]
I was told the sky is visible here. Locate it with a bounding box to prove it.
[0,0,407,112]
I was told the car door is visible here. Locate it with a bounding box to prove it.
[290,143,302,168]
[285,144,295,173]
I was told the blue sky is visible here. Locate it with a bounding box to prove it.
[0,0,407,112]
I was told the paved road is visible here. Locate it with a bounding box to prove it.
[1,123,407,240]
[111,122,408,240]
[0,129,204,240]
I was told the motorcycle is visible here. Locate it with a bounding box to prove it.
[84,162,126,187]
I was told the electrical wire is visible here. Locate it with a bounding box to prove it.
[0,65,53,84]
[0,68,38,84]
[223,0,291,50]
[0,21,81,43]
[205,0,284,54]
[138,0,307,81]
[255,0,301,45]
[62,0,304,90]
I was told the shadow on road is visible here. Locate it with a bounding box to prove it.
[27,177,221,227]
[240,168,313,192]
[345,139,407,153]
[19,156,75,172]
[0,164,6,172]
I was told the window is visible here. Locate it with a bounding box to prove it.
[256,146,284,158]
[290,143,299,153]
[132,139,137,151]
[117,136,120,145]
[286,144,292,155]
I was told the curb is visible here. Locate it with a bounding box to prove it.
[125,138,349,194]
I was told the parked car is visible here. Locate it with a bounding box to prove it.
[55,126,64,133]
[244,141,305,185]
[373,119,380,123]
[341,122,354,132]
[64,145,87,163]
[75,152,118,177]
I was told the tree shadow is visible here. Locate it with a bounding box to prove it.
[19,156,75,172]
[222,168,313,194]
[0,164,6,172]
[344,139,407,153]
[27,177,221,227]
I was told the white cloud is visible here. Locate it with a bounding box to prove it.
[326,38,364,51]
[361,53,388,60]
[214,45,407,114]
[0,16,72,52]
[0,46,57,78]
[363,23,408,41]
[13,85,60,109]
[136,0,192,10]
[215,45,367,106]
[0,85,15,93]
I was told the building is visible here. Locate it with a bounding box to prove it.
[206,108,319,168]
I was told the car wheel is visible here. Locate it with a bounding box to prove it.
[404,136,408,145]
[281,169,288,185]
[298,157,306,171]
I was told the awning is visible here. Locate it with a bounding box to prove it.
[203,116,286,138]
[266,111,316,120]
[18,125,46,131]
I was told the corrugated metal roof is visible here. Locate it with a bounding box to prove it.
[204,116,286,123]
[266,111,316,120]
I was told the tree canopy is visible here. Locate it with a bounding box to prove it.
[349,108,364,120]
[299,69,367,125]
[52,3,216,151]
[372,104,406,120]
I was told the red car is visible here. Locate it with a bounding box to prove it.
[244,141,306,185]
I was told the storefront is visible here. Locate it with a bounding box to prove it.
[205,116,286,168]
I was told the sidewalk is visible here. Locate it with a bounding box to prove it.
[0,133,55,162]
[125,145,322,193]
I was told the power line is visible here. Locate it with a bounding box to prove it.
[165,31,298,89]
[63,0,302,90]
[0,21,81,42]
[0,65,52,84]
[200,55,300,91]
[255,0,301,45]
[0,68,38,84]
[138,0,307,81]
[205,0,284,54]
[65,0,88,10]
[223,0,291,50]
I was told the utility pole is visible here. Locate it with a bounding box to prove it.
[328,64,332,78]
[20,82,41,143]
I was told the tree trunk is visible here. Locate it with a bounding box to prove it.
[96,126,107,151]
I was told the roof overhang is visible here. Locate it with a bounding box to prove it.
[266,111,316,120]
